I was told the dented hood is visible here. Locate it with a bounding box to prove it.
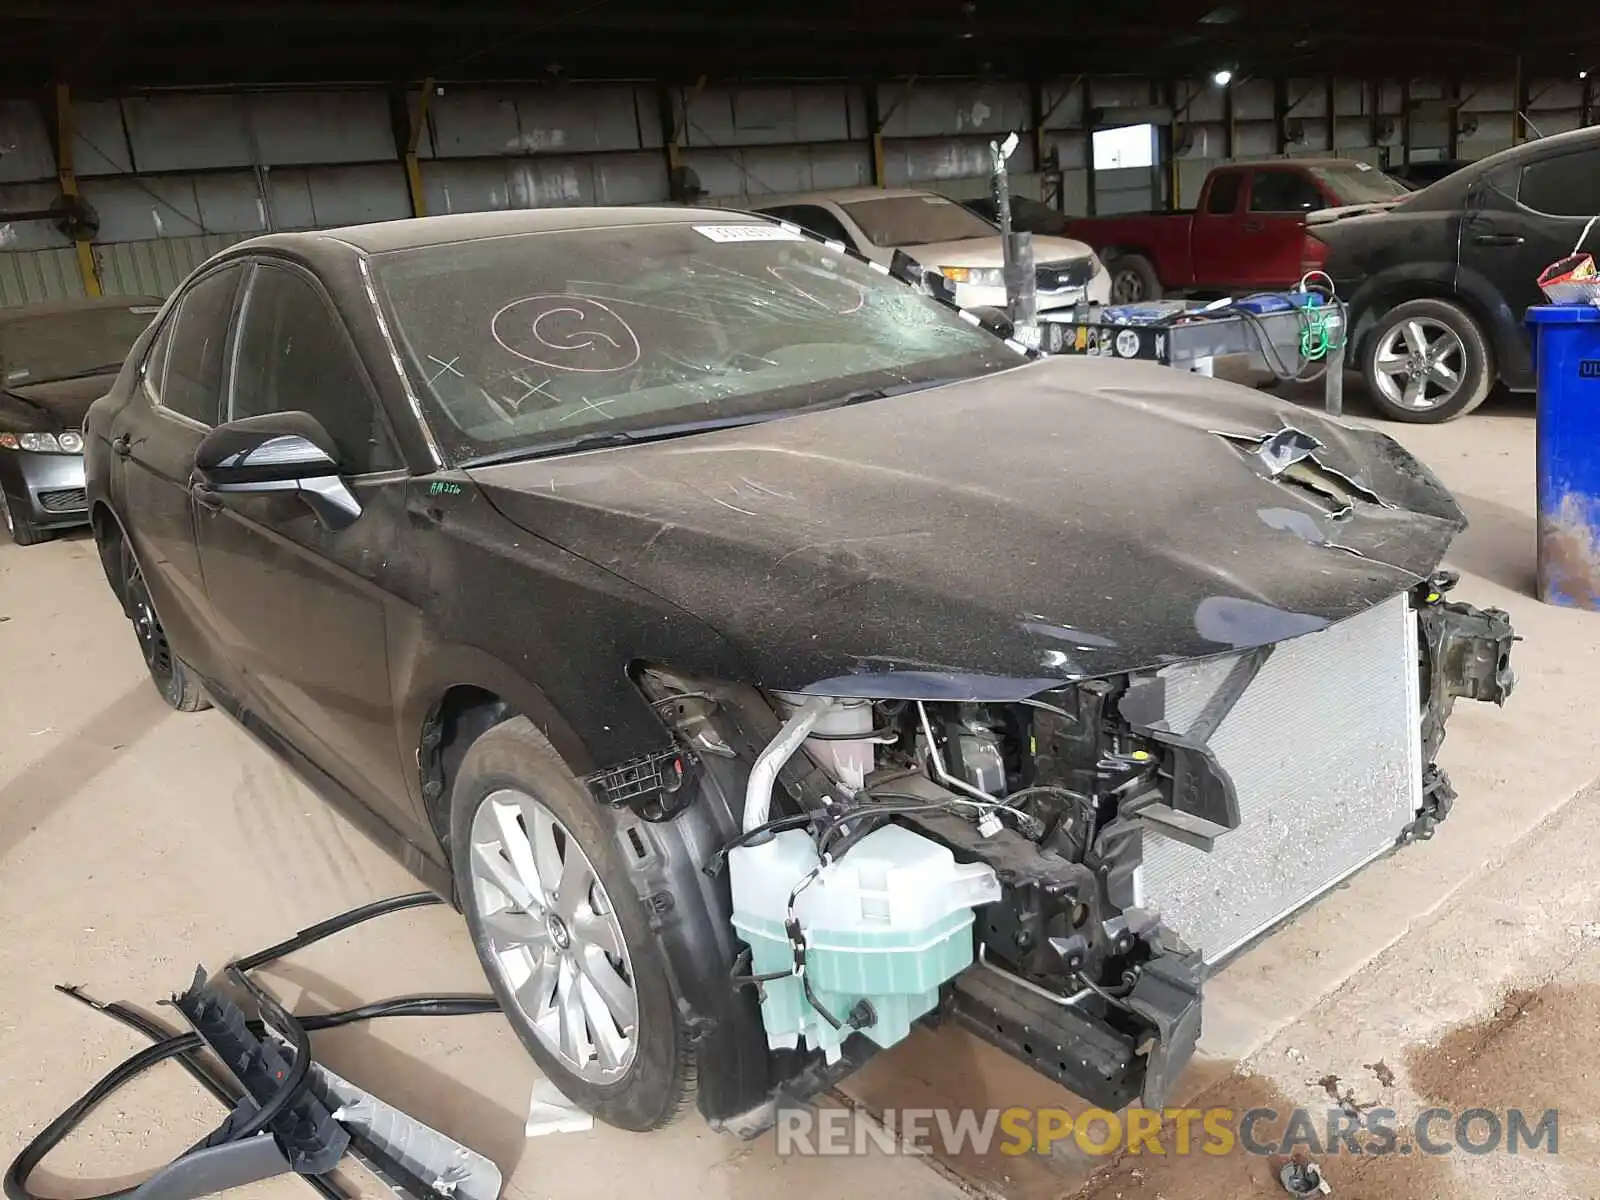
[470,357,1465,695]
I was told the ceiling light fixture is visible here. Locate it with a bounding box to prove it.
[1212,68,1234,86]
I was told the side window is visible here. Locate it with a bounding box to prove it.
[159,266,244,425]
[1248,170,1325,213]
[1479,163,1521,205]
[140,309,175,399]
[788,205,855,246]
[1205,171,1243,215]
[1519,151,1600,218]
[230,263,399,475]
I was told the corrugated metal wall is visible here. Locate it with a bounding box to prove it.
[0,75,1591,305]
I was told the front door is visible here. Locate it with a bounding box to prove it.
[1190,167,1246,288]
[111,263,245,679]
[1237,166,1325,288]
[194,259,414,819]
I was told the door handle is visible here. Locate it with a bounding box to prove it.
[1474,233,1525,247]
[111,433,132,459]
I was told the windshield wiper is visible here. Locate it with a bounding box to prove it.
[461,378,978,470]
[460,413,779,469]
[813,377,968,411]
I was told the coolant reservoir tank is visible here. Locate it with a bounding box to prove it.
[729,824,1000,1062]
[774,691,875,793]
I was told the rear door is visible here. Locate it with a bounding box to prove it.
[1189,168,1246,287]
[1460,144,1600,329]
[193,258,414,817]
[111,263,245,678]
[1237,167,1325,288]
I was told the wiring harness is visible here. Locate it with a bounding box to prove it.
[1172,274,1349,384]
[5,892,499,1200]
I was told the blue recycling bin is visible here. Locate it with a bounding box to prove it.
[1528,305,1600,609]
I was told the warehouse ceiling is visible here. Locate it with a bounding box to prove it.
[1,0,1596,90]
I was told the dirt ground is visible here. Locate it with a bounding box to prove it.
[5,379,1600,1200]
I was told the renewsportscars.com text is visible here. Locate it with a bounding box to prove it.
[775,1103,1559,1159]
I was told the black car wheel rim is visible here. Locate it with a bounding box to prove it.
[1112,268,1144,304]
[126,562,174,681]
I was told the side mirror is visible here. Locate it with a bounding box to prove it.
[193,412,362,531]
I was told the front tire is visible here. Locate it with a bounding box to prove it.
[1,491,49,547]
[450,717,693,1131]
[1107,253,1162,304]
[1362,298,1494,423]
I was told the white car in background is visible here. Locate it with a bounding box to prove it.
[753,187,1111,313]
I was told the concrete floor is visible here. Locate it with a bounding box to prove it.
[3,379,1596,1200]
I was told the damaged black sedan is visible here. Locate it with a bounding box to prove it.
[83,207,1514,1135]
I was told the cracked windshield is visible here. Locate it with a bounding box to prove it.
[371,220,1016,463]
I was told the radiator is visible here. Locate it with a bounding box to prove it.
[1134,592,1423,966]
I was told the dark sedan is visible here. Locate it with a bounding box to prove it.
[1314,126,1600,421]
[0,295,164,544]
[86,208,1513,1136]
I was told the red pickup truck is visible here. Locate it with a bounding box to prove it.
[1061,158,1411,304]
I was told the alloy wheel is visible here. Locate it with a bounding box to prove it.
[1373,318,1466,412]
[1111,269,1145,304]
[468,788,638,1084]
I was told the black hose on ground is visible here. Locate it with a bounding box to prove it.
[4,892,500,1200]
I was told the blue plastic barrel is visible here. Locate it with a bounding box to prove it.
[1528,305,1600,609]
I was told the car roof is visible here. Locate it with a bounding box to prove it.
[232,205,775,257]
[1397,125,1600,207]
[1454,124,1600,176]
[1221,158,1374,171]
[0,295,166,322]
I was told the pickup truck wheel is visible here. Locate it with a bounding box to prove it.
[1107,254,1161,304]
[451,717,694,1132]
[1362,299,1494,423]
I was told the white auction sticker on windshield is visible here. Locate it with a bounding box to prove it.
[693,224,807,243]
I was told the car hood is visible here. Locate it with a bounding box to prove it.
[900,235,1097,269]
[470,357,1465,697]
[0,373,117,431]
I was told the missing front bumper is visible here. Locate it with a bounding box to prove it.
[944,947,1203,1112]
[935,579,1515,1111]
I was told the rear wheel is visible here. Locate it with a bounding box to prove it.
[1,491,49,547]
[1362,298,1494,423]
[1107,253,1162,304]
[120,539,209,711]
[450,717,693,1131]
